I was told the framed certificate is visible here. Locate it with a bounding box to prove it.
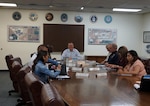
[143,31,150,43]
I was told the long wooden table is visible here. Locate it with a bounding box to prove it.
[51,71,150,106]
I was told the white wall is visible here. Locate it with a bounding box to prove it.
[141,13,150,59]
[0,8,147,70]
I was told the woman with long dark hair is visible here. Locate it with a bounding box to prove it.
[32,50,61,83]
[118,50,147,78]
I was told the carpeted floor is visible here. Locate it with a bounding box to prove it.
[0,71,21,106]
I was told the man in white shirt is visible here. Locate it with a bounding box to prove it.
[61,42,81,60]
[101,44,112,64]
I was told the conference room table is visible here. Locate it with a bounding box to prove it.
[51,67,150,106]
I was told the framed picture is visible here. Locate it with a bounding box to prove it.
[143,31,150,43]
[88,28,117,45]
[8,25,40,42]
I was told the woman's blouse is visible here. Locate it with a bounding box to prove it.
[129,59,147,77]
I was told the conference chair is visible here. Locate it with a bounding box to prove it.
[5,55,14,82]
[145,59,150,74]
[5,54,13,71]
[11,60,23,91]
[5,55,22,95]
[24,72,44,106]
[41,83,66,106]
[141,58,150,74]
[16,65,32,106]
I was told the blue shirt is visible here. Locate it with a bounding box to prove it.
[47,58,58,66]
[34,60,60,83]
[28,53,59,68]
[107,51,119,65]
[61,48,81,60]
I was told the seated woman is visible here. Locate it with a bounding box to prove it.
[105,46,128,69]
[117,50,147,78]
[32,50,61,83]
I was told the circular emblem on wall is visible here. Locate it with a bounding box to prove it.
[45,13,53,21]
[74,15,83,23]
[61,13,68,22]
[104,15,112,24]
[90,15,97,23]
[29,12,38,21]
[12,11,21,21]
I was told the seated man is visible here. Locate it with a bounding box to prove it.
[61,42,82,60]
[28,44,60,69]
[105,43,119,65]
[28,44,48,67]
[101,44,112,64]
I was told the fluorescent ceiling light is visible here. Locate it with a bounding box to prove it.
[81,6,84,10]
[49,5,53,8]
[113,8,141,12]
[0,3,17,7]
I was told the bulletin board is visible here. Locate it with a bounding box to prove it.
[8,25,40,42]
[88,28,117,45]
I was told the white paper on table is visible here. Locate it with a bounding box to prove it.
[72,67,82,72]
[134,83,140,89]
[56,75,70,79]
[88,67,100,71]
[119,74,132,76]
[96,73,107,77]
[75,73,89,78]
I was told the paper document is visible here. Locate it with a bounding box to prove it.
[89,67,100,71]
[96,73,107,77]
[72,67,82,72]
[119,74,132,76]
[56,75,70,79]
[76,73,89,78]
[134,84,140,89]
